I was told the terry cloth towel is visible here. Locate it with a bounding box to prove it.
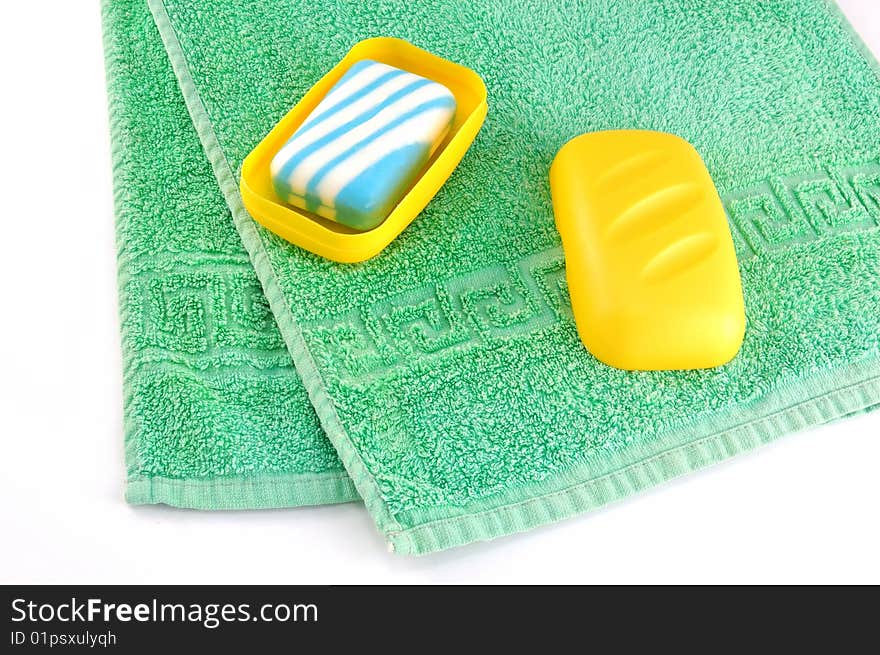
[105,0,880,553]
[104,1,358,508]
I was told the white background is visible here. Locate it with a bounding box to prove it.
[0,1,878,584]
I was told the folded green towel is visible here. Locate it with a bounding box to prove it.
[104,0,358,508]
[107,0,880,553]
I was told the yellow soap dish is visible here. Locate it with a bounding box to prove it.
[240,37,488,263]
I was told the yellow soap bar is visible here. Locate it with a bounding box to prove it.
[550,130,745,371]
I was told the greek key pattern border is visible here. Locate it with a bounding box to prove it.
[126,160,880,376]
[303,160,880,383]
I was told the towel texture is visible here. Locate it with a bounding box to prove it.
[108,0,880,552]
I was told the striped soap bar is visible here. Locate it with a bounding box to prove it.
[271,60,457,231]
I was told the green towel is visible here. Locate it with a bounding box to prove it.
[107,0,880,553]
[104,0,358,508]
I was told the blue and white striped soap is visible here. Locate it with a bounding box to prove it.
[271,60,457,231]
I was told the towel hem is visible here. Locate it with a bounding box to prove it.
[386,368,880,553]
[126,472,359,510]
